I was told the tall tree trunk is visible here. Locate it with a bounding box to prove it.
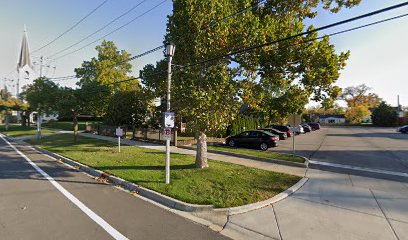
[37,112,42,139]
[21,111,27,127]
[73,112,79,143]
[195,131,209,168]
[27,111,31,127]
[5,111,9,131]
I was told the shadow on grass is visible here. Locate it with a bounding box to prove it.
[97,164,196,171]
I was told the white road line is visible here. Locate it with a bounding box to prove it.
[0,134,128,240]
[309,160,408,177]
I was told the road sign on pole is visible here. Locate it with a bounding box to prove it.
[116,127,123,153]
[163,127,172,141]
[163,112,175,128]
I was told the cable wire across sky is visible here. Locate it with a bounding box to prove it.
[43,2,408,89]
[49,0,168,62]
[177,1,408,70]
[31,0,109,54]
[48,44,165,81]
[48,0,148,59]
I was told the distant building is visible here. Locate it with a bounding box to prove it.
[12,26,58,123]
[318,114,346,124]
[16,26,35,98]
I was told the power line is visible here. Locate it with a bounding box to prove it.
[121,45,164,63]
[48,0,148,58]
[50,0,168,62]
[32,0,109,54]
[49,75,77,81]
[176,2,408,70]
[48,44,165,82]
[51,3,408,92]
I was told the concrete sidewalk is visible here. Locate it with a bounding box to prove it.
[223,169,408,240]
[73,133,408,239]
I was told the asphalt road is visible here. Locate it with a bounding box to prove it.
[0,135,228,240]
[273,126,408,173]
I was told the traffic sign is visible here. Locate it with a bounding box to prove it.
[163,128,172,141]
[116,128,123,137]
[163,112,175,128]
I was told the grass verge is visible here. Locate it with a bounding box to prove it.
[42,121,100,131]
[0,124,55,137]
[202,145,305,163]
[27,134,301,208]
[177,136,195,141]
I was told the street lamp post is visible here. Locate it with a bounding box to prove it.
[165,42,176,184]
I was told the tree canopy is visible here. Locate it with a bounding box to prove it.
[75,40,141,118]
[372,101,397,127]
[21,77,59,114]
[165,0,359,167]
[342,84,382,108]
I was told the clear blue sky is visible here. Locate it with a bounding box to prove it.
[0,0,407,107]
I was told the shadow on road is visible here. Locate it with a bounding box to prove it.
[327,132,408,140]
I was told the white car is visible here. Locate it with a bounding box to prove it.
[288,125,304,135]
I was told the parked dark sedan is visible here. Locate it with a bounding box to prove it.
[269,125,293,137]
[302,124,312,133]
[226,130,279,150]
[397,125,408,133]
[307,122,321,130]
[259,128,288,140]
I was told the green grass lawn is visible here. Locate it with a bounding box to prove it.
[0,124,55,137]
[27,134,301,208]
[42,121,100,131]
[204,145,305,163]
[177,136,195,141]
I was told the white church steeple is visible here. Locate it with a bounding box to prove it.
[16,25,33,97]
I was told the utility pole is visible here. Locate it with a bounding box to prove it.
[165,43,176,184]
[39,56,44,78]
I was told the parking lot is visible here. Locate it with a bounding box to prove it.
[272,126,408,174]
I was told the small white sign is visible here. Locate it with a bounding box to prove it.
[163,127,172,141]
[163,112,175,128]
[153,97,161,107]
[116,128,123,137]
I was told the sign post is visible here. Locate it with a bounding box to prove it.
[116,127,123,153]
[292,115,296,156]
[163,112,175,184]
[289,114,301,157]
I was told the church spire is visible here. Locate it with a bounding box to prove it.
[18,26,32,69]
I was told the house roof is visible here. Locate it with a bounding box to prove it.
[319,114,345,119]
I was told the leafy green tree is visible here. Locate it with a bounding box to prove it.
[0,88,12,127]
[345,105,371,124]
[342,84,382,108]
[56,87,88,142]
[104,90,150,129]
[21,77,59,115]
[75,40,139,118]
[140,59,168,99]
[75,40,135,90]
[372,101,397,127]
[21,77,59,137]
[165,0,358,168]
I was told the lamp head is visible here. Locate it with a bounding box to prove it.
[165,42,176,57]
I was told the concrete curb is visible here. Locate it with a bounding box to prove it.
[226,177,309,215]
[24,143,214,212]
[13,136,308,226]
[178,145,308,168]
[309,160,408,183]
